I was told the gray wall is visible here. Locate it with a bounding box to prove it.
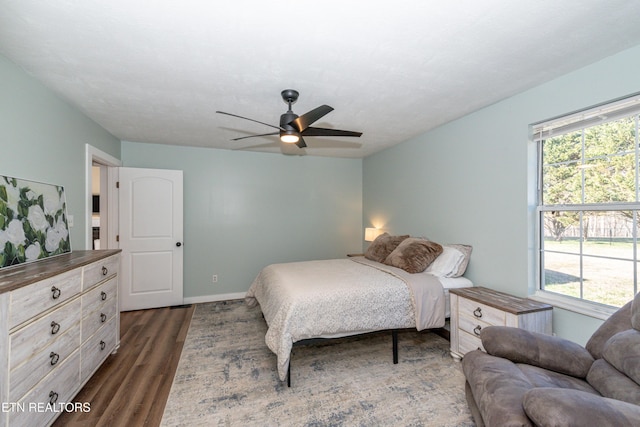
[0,55,121,250]
[121,141,363,299]
[363,44,640,345]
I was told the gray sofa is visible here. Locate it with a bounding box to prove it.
[462,291,640,426]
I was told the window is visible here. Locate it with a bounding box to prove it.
[534,95,640,308]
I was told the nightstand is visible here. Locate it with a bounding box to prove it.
[449,287,552,359]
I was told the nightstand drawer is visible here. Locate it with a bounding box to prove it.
[459,313,493,338]
[459,296,505,326]
[459,331,484,354]
[449,287,553,359]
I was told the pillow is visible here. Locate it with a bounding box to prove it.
[447,244,472,277]
[426,244,472,277]
[425,246,464,277]
[384,238,443,274]
[364,233,409,263]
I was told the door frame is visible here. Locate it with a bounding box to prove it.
[85,144,121,250]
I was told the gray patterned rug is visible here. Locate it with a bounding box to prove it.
[161,300,474,426]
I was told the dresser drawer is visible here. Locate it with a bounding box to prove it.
[82,276,117,317]
[10,297,82,369]
[9,322,80,402]
[458,313,494,339]
[81,317,117,383]
[81,296,117,342]
[458,297,506,326]
[9,350,81,427]
[9,268,82,330]
[83,254,119,291]
[459,331,484,354]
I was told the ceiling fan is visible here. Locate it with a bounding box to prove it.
[216,89,362,149]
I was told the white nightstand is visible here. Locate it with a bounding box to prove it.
[449,287,553,359]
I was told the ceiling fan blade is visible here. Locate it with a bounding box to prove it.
[216,111,283,131]
[232,132,279,141]
[295,136,307,148]
[290,105,334,132]
[301,127,363,138]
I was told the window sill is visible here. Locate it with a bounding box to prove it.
[528,291,617,321]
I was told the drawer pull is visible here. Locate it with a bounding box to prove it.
[473,325,482,336]
[100,313,107,323]
[473,307,483,318]
[49,351,60,366]
[50,321,60,335]
[102,266,108,276]
[51,286,61,299]
[49,391,59,405]
[101,291,107,301]
[100,340,106,351]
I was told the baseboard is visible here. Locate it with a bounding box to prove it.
[183,292,246,305]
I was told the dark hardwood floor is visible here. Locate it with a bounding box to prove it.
[52,304,195,427]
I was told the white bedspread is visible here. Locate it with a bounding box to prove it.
[245,257,446,381]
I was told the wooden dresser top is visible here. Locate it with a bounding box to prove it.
[450,286,553,315]
[0,250,121,294]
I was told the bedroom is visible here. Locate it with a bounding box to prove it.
[2,1,640,425]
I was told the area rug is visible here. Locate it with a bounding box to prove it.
[161,300,474,426]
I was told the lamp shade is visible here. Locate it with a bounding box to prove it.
[364,227,384,242]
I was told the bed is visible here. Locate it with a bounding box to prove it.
[245,235,473,383]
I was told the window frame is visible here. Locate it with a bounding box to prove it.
[531,94,640,318]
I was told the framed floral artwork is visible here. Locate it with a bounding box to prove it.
[0,175,71,268]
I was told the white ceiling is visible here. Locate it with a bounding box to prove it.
[2,1,640,158]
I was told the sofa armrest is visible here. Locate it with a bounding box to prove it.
[524,387,640,427]
[481,326,594,377]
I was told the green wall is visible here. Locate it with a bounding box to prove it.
[363,44,640,345]
[121,141,363,299]
[0,55,121,250]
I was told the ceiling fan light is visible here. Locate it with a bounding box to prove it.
[280,132,299,144]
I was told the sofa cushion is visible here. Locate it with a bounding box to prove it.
[524,387,640,427]
[602,329,640,386]
[587,359,640,405]
[462,350,534,427]
[481,326,594,378]
[586,300,633,359]
[517,364,599,395]
[632,290,640,330]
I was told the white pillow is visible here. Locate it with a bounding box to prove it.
[425,246,464,277]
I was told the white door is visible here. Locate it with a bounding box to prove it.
[118,167,184,311]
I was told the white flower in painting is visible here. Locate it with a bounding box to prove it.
[45,217,69,252]
[25,242,41,261]
[2,183,20,213]
[28,205,49,232]
[25,190,37,201]
[0,219,26,246]
[42,187,62,215]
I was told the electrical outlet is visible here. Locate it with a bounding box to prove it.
[212,274,218,283]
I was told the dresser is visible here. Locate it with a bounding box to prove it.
[0,250,121,427]
[449,287,552,360]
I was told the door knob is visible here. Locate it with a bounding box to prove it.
[176,242,182,247]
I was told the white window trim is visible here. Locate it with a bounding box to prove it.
[532,93,640,315]
[529,291,617,320]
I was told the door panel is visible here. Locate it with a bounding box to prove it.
[119,167,183,311]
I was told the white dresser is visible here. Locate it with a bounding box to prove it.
[449,286,553,360]
[0,250,121,427]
